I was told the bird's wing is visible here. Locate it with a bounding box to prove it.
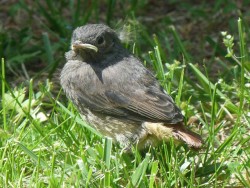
[78,83,183,123]
[104,86,184,123]
[73,59,183,123]
[77,89,129,117]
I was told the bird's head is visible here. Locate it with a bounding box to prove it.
[69,24,122,62]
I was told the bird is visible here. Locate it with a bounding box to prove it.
[60,24,202,150]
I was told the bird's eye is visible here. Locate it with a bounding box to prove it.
[97,36,105,45]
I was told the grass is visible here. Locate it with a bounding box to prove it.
[1,1,250,187]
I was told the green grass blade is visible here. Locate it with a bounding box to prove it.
[1,58,7,130]
[104,137,112,169]
[42,32,54,65]
[17,141,48,168]
[189,63,238,113]
[56,100,102,137]
[170,26,191,62]
[106,0,115,25]
[103,137,112,187]
[149,160,159,188]
[85,166,93,188]
[237,18,246,115]
[176,62,185,105]
[154,45,165,82]
[131,153,151,187]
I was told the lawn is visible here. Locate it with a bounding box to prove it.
[0,1,249,187]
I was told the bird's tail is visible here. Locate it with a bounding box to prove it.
[171,123,202,149]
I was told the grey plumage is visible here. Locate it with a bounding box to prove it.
[60,24,202,150]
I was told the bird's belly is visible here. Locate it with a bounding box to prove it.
[82,110,176,150]
[84,109,147,147]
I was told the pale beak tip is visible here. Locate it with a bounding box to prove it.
[71,42,98,53]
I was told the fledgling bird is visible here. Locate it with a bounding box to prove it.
[60,24,202,150]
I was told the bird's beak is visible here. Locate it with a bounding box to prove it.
[71,41,98,52]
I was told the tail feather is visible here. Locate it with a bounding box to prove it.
[172,123,202,149]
